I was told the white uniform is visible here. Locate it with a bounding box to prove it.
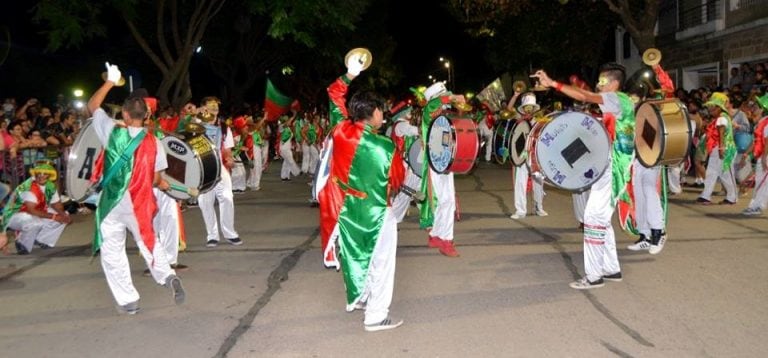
[699,116,738,203]
[479,120,494,162]
[429,169,455,241]
[512,119,545,218]
[632,161,664,237]
[389,120,421,222]
[667,120,696,194]
[92,108,174,306]
[279,123,300,180]
[230,134,247,191]
[6,191,67,253]
[152,188,182,265]
[247,141,264,190]
[198,126,240,243]
[572,191,590,224]
[746,122,768,211]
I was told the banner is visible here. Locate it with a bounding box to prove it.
[264,78,292,122]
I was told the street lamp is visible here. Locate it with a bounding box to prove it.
[439,57,454,90]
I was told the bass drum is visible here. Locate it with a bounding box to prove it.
[66,119,102,201]
[509,120,532,167]
[635,99,692,167]
[405,140,424,178]
[427,115,479,174]
[531,111,611,192]
[161,134,221,200]
[492,119,515,164]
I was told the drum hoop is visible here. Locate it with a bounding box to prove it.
[66,119,99,202]
[427,115,457,174]
[637,103,666,168]
[510,120,531,167]
[161,135,221,200]
[493,119,514,164]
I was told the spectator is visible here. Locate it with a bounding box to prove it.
[729,67,742,88]
[741,63,756,93]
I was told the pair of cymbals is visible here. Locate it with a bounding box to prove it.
[101,72,126,86]
[344,48,372,71]
[643,48,661,66]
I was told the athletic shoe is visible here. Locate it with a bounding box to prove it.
[509,212,525,220]
[206,240,219,248]
[569,277,605,290]
[15,242,29,255]
[719,199,736,205]
[165,275,186,305]
[627,236,651,251]
[227,237,243,246]
[170,263,189,271]
[347,301,366,313]
[695,197,712,205]
[233,189,245,194]
[117,301,140,315]
[649,233,667,255]
[142,269,151,277]
[439,240,460,257]
[602,272,623,282]
[742,207,763,216]
[427,236,442,248]
[535,210,549,217]
[364,317,403,332]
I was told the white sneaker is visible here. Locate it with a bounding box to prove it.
[364,317,403,332]
[649,233,667,255]
[509,213,525,220]
[742,207,763,216]
[569,277,605,290]
[535,210,548,217]
[628,237,651,251]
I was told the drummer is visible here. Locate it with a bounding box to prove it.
[389,102,421,223]
[509,92,547,220]
[532,63,634,289]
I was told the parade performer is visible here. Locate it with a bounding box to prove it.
[742,93,768,216]
[419,82,463,257]
[476,101,495,162]
[317,52,406,331]
[231,116,252,192]
[279,113,301,181]
[247,114,267,191]
[533,63,634,289]
[696,92,738,205]
[2,160,71,255]
[197,96,242,247]
[87,63,184,313]
[509,92,547,220]
[389,103,421,222]
[301,113,321,178]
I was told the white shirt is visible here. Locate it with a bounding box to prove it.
[394,120,419,138]
[92,108,166,171]
[21,187,60,205]
[716,115,728,127]
[598,92,622,119]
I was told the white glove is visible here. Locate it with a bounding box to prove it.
[346,53,366,77]
[105,62,122,84]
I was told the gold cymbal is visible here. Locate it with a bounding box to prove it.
[101,72,126,86]
[642,48,661,66]
[345,48,373,71]
[531,85,549,92]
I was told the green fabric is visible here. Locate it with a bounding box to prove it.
[252,131,263,146]
[2,178,56,232]
[611,92,637,205]
[338,124,395,304]
[418,96,445,229]
[294,118,304,140]
[719,112,737,171]
[92,128,144,255]
[307,123,318,143]
[280,125,293,143]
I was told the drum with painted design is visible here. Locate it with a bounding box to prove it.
[406,140,424,178]
[161,134,221,200]
[635,99,691,167]
[427,115,479,174]
[509,120,532,167]
[66,119,102,201]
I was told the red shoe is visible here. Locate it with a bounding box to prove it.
[439,240,460,257]
[428,236,443,248]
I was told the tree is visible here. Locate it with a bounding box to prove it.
[35,0,226,108]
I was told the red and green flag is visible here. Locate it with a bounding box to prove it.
[264,78,292,122]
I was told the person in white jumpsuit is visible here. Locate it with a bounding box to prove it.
[743,95,768,216]
[509,93,547,219]
[389,109,421,223]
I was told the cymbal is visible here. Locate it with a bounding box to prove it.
[642,48,661,66]
[531,85,549,92]
[101,72,126,86]
[345,48,373,71]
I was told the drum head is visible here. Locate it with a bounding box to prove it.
[406,140,424,178]
[161,135,220,200]
[635,99,691,167]
[510,120,531,167]
[535,112,610,192]
[66,120,101,201]
[492,120,514,164]
[312,136,333,200]
[427,116,455,173]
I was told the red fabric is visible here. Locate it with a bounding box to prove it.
[390,121,406,155]
[159,115,180,133]
[91,150,106,184]
[318,120,364,253]
[706,121,721,154]
[481,103,495,128]
[144,97,158,116]
[20,182,48,214]
[653,66,675,98]
[388,151,405,204]
[603,113,617,142]
[754,117,768,157]
[327,77,350,120]
[128,134,159,253]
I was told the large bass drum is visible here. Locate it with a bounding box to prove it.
[66,119,101,201]
[635,99,692,167]
[531,111,611,192]
[427,115,479,174]
[492,119,515,164]
[509,120,532,167]
[406,140,424,178]
[161,134,221,200]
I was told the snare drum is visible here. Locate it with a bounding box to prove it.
[406,140,424,178]
[66,120,102,201]
[635,99,691,167]
[427,115,479,174]
[509,120,532,167]
[161,135,221,200]
[492,119,515,164]
[531,111,611,192]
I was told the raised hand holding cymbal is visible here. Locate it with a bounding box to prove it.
[104,62,122,84]
[530,70,554,88]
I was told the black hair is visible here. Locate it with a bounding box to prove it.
[348,91,385,122]
[122,96,148,121]
[599,62,626,88]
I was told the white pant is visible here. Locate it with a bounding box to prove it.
[700,150,737,202]
[353,209,398,325]
[583,162,620,282]
[198,166,239,242]
[391,165,422,223]
[153,188,181,265]
[99,195,174,306]
[280,141,300,179]
[667,162,683,194]
[428,169,455,241]
[247,146,264,190]
[231,162,247,191]
[747,158,768,210]
[307,145,319,176]
[479,122,493,161]
[632,162,664,236]
[300,142,319,174]
[7,209,67,252]
[734,154,753,183]
[512,165,545,216]
[572,190,590,224]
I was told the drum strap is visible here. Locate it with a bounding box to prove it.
[94,130,147,192]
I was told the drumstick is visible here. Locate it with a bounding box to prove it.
[169,183,200,197]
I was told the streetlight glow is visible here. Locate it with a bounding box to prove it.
[439,57,444,62]
[444,62,450,69]
[73,89,83,97]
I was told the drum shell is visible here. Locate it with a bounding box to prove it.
[509,120,532,167]
[427,116,479,174]
[66,120,101,202]
[406,140,424,178]
[635,99,691,167]
[161,135,221,200]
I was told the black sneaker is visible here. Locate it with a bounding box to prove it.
[165,275,186,305]
[695,197,712,205]
[15,242,29,255]
[719,199,736,205]
[206,240,219,248]
[603,272,623,282]
[569,277,605,289]
[142,269,151,277]
[364,317,403,332]
[170,263,189,271]
[116,301,140,315]
[226,237,243,246]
